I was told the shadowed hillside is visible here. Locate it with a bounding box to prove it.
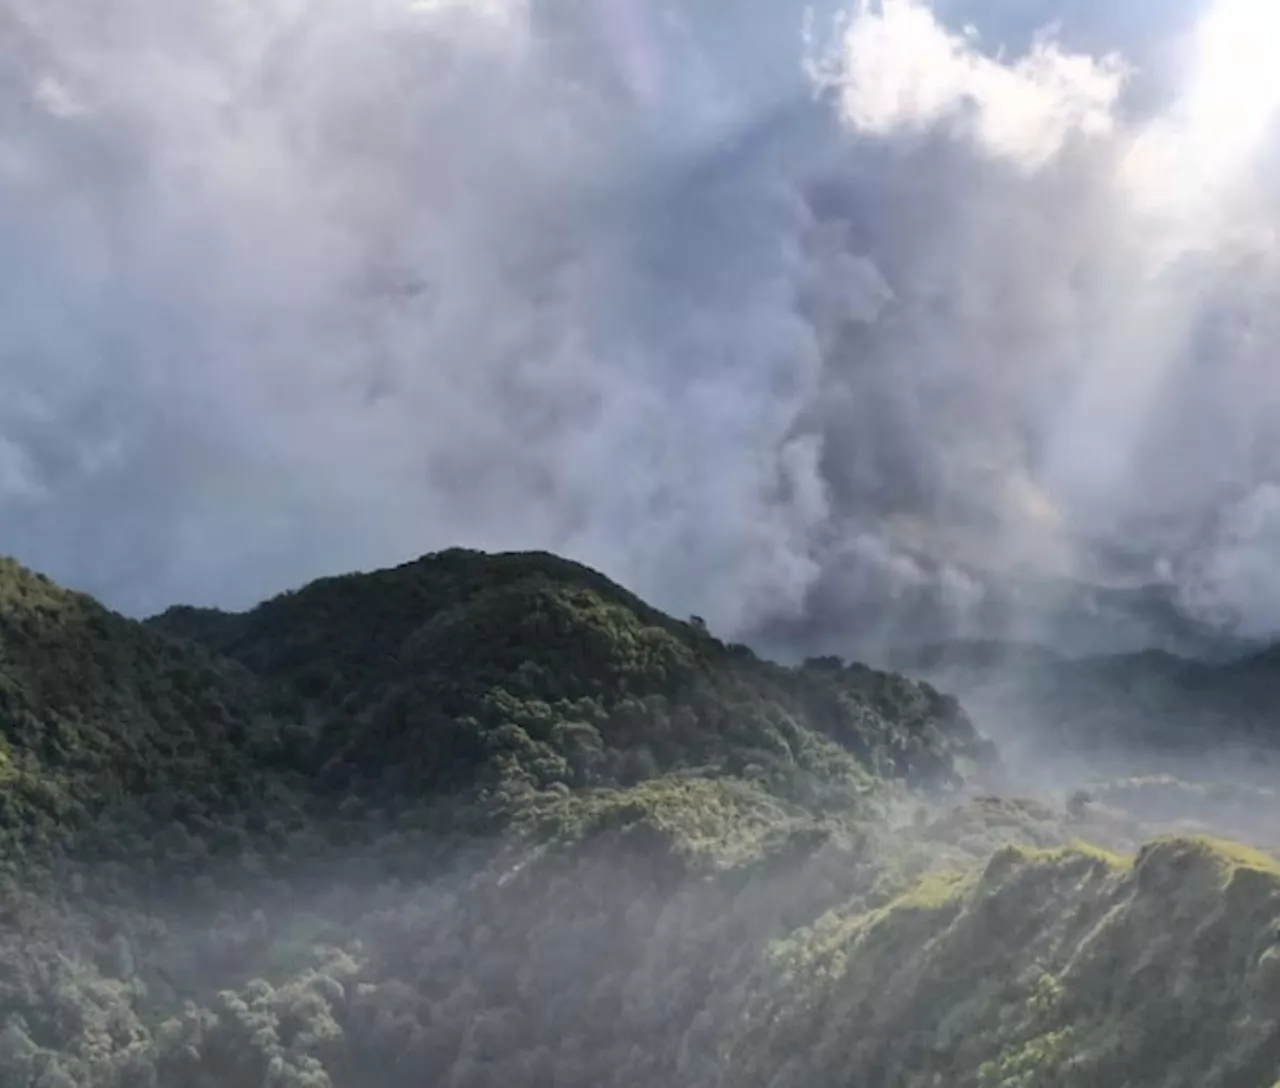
[151,549,999,802]
[897,637,1280,788]
[0,550,1278,1087]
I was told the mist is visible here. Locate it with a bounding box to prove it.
[3,0,1280,659]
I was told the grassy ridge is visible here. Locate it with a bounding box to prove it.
[733,836,1280,1087]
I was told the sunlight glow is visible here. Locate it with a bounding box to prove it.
[1120,0,1280,221]
[1186,0,1280,168]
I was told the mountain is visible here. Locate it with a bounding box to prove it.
[1,549,1279,1087]
[0,557,299,870]
[149,549,997,801]
[728,836,1280,1087]
[899,636,1280,786]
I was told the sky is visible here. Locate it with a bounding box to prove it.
[3,0,1280,656]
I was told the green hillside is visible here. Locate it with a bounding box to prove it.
[151,549,998,802]
[0,558,297,870]
[0,550,1278,1087]
[731,836,1280,1087]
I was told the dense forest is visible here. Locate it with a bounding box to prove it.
[2,549,1280,1087]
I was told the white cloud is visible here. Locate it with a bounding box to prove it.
[819,0,1125,168]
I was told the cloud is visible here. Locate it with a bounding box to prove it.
[784,0,1280,653]
[0,0,836,631]
[815,0,1124,167]
[2,0,1280,656]
[1175,483,1280,640]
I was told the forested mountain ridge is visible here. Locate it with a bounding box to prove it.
[0,558,295,869]
[1,550,1279,1087]
[0,548,990,871]
[149,548,998,801]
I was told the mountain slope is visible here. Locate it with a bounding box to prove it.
[728,836,1280,1088]
[152,549,999,802]
[0,558,296,868]
[1,549,1279,1088]
[0,548,995,873]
